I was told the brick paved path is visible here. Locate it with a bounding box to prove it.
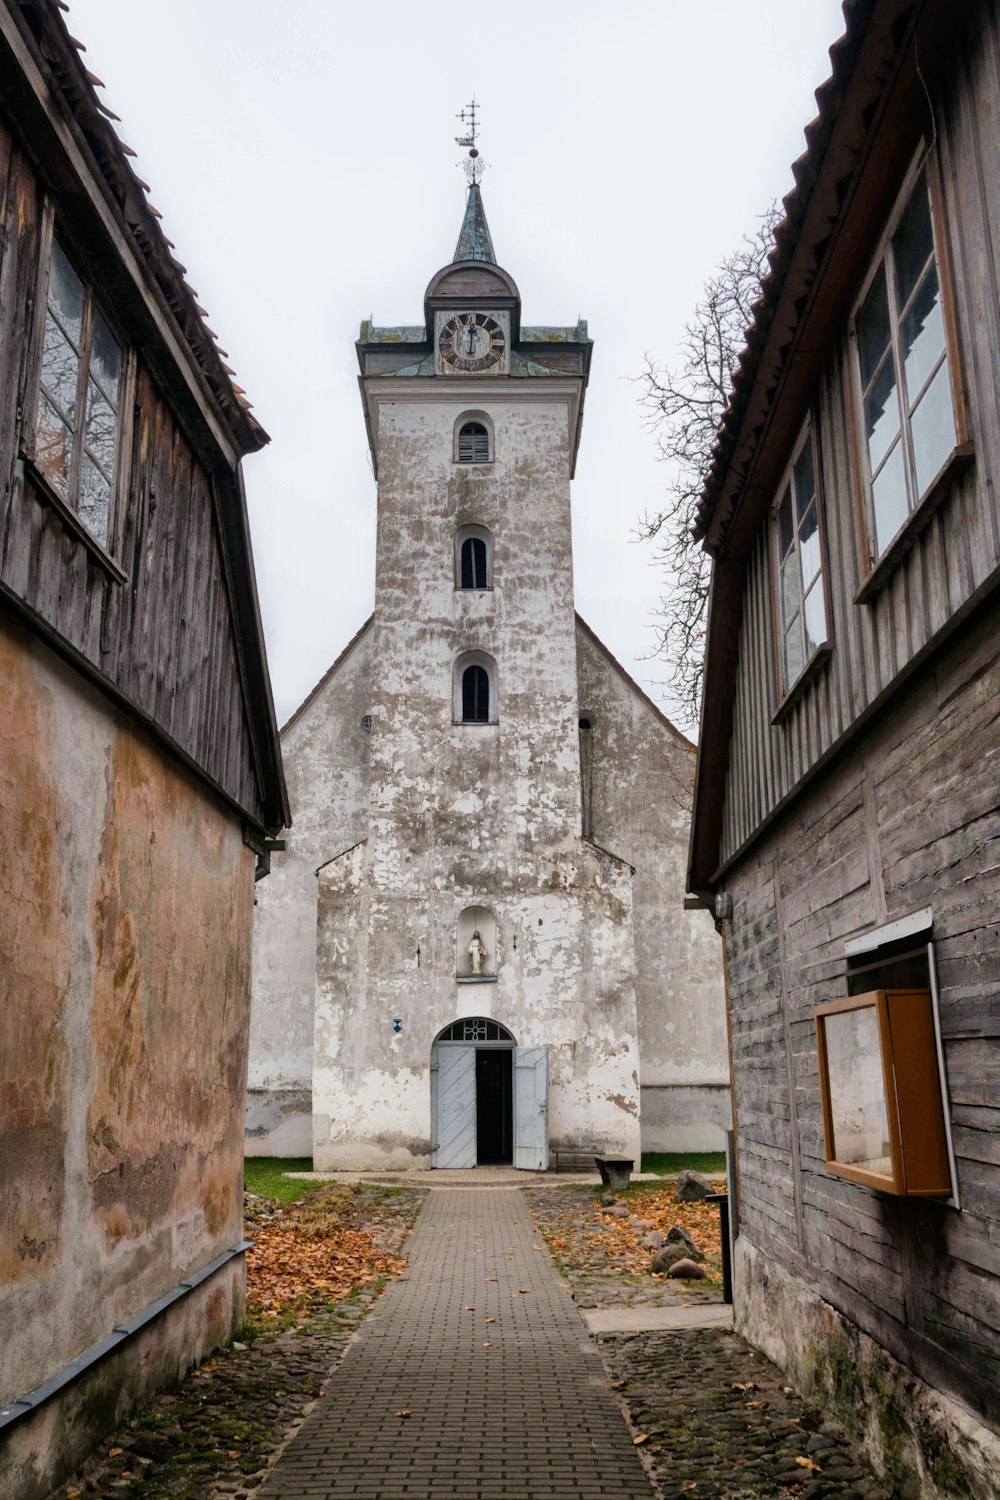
[258,1188,653,1499]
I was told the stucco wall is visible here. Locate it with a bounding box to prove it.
[309,390,641,1168]
[0,613,254,1466]
[575,625,730,1151]
[246,624,372,1154]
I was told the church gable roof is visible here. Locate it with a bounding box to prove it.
[575,615,692,750]
[281,616,374,735]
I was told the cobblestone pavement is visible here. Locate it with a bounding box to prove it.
[524,1185,725,1309]
[257,1187,654,1499]
[596,1327,887,1499]
[49,1188,425,1500]
[50,1181,889,1500]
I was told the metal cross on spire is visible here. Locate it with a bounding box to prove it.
[455,98,486,184]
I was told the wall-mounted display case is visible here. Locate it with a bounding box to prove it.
[814,989,952,1196]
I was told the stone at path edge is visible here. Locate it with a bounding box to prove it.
[675,1169,714,1201]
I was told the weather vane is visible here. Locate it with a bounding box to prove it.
[455,98,486,184]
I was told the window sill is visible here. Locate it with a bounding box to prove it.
[456,975,498,985]
[855,442,975,605]
[24,458,127,585]
[770,642,833,726]
[453,719,499,727]
[454,585,494,593]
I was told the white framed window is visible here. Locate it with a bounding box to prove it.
[852,163,963,563]
[771,422,829,695]
[32,235,127,552]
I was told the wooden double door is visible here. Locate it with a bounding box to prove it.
[432,1044,548,1170]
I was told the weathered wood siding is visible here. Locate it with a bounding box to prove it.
[724,599,1000,1421]
[720,1,1000,867]
[0,109,264,825]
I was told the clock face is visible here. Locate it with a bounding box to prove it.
[438,312,506,373]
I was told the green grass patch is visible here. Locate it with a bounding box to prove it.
[244,1157,314,1205]
[640,1152,726,1176]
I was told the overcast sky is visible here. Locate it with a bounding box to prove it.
[67,0,845,731]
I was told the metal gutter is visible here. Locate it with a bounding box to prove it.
[0,1240,252,1433]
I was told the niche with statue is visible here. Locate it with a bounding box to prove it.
[456,906,498,982]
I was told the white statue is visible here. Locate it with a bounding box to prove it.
[468,930,487,976]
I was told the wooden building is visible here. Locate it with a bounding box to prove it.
[689,0,1000,1492]
[0,3,287,1495]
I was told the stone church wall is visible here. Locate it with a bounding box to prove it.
[575,624,730,1151]
[246,623,372,1155]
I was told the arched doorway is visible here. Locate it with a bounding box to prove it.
[431,1018,515,1168]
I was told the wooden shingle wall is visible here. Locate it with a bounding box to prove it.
[0,113,265,826]
[720,2,1000,868]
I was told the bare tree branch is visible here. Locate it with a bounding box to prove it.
[635,206,780,732]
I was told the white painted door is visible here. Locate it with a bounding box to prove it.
[514,1047,548,1170]
[433,1046,477,1168]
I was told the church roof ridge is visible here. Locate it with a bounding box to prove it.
[454,182,496,263]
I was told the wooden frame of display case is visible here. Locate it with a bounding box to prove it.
[815,989,952,1196]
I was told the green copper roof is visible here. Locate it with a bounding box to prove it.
[454,183,496,263]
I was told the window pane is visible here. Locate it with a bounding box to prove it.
[783,614,804,687]
[803,578,827,656]
[777,484,794,558]
[460,537,475,588]
[864,354,901,475]
[35,396,72,493]
[871,439,909,554]
[798,502,821,588]
[824,1007,892,1177]
[89,312,121,406]
[78,455,111,546]
[48,242,84,346]
[85,380,117,476]
[893,176,935,311]
[41,312,80,421]
[857,267,892,387]
[793,440,815,516]
[910,360,955,496]
[900,264,945,407]
[780,550,801,631]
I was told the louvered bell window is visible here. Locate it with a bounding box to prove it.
[458,422,490,463]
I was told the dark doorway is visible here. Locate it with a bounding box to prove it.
[476,1049,513,1163]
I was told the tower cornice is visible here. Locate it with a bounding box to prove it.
[358,375,589,480]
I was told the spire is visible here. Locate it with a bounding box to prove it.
[454,182,496,263]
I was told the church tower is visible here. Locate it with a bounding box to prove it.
[311,160,643,1170]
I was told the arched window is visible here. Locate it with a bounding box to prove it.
[461,536,487,588]
[436,1019,513,1042]
[453,650,498,724]
[463,665,489,722]
[458,422,490,463]
[453,411,494,464]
